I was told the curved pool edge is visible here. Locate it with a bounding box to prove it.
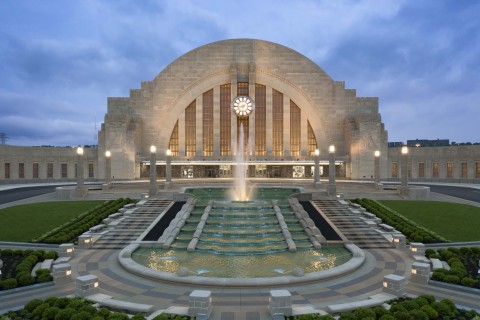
[117,242,365,287]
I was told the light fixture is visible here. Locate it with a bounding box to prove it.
[66,248,73,253]
[105,150,111,158]
[383,281,388,288]
[150,145,157,153]
[374,150,380,157]
[314,149,320,156]
[329,145,335,153]
[77,147,84,155]
[411,269,417,275]
[94,282,99,288]
[66,270,72,276]
[401,146,408,155]
[166,149,172,156]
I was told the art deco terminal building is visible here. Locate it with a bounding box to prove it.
[98,39,388,180]
[2,39,479,184]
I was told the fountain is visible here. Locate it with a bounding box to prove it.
[230,124,254,201]
[119,126,365,286]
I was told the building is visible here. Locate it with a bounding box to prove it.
[1,39,479,184]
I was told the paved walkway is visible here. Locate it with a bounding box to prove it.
[1,180,479,319]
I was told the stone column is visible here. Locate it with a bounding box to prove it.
[382,274,405,296]
[75,147,87,197]
[401,146,408,187]
[52,263,72,285]
[78,234,93,249]
[59,243,75,258]
[392,233,406,249]
[410,242,425,256]
[411,262,431,284]
[269,290,292,316]
[75,275,99,297]
[374,150,381,186]
[189,290,212,317]
[105,150,111,184]
[149,145,157,196]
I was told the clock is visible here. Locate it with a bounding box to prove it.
[232,96,254,117]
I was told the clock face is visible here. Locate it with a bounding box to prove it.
[232,96,254,116]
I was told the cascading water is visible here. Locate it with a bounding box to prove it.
[230,124,254,201]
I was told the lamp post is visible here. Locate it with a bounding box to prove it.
[374,150,381,185]
[313,149,321,188]
[401,146,408,187]
[105,150,111,185]
[149,145,158,196]
[76,146,86,197]
[165,149,172,189]
[327,145,336,196]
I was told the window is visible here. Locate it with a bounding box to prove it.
[272,89,283,157]
[33,163,39,178]
[476,162,480,178]
[61,163,68,178]
[307,121,317,155]
[391,162,398,178]
[237,82,249,96]
[168,120,179,157]
[47,163,54,178]
[447,162,453,178]
[185,101,196,157]
[418,162,425,178]
[19,163,25,179]
[203,89,214,157]
[255,84,266,156]
[433,162,439,178]
[88,163,94,178]
[461,162,467,179]
[220,84,231,156]
[4,163,10,179]
[290,101,301,157]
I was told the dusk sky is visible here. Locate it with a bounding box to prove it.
[1,0,479,147]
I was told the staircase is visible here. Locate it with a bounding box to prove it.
[311,200,394,249]
[92,198,172,249]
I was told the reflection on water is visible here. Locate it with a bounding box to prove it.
[133,247,352,278]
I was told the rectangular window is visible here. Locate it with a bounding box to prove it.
[433,162,439,178]
[4,163,10,179]
[88,163,94,178]
[307,121,317,155]
[418,162,425,178]
[33,163,39,178]
[202,89,214,157]
[185,101,196,157]
[255,84,266,156]
[19,163,25,179]
[461,162,467,179]
[47,163,54,178]
[290,101,301,157]
[220,84,231,156]
[391,162,398,178]
[237,82,249,96]
[272,89,283,157]
[447,162,453,178]
[168,120,179,157]
[61,163,68,178]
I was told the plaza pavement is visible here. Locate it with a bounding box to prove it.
[1,179,479,319]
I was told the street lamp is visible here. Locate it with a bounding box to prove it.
[401,145,408,187]
[105,150,111,185]
[374,150,380,184]
[313,149,320,188]
[328,145,336,196]
[76,146,86,197]
[165,149,172,189]
[149,145,157,196]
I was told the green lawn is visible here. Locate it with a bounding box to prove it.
[378,200,480,242]
[0,201,104,242]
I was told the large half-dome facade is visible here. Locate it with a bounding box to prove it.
[98,39,388,180]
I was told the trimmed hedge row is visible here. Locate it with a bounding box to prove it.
[0,249,57,291]
[426,247,480,289]
[33,198,135,244]
[4,297,147,320]
[288,295,480,319]
[353,198,448,243]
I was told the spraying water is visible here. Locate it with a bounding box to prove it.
[230,124,254,201]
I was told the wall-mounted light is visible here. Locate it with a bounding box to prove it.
[329,145,335,153]
[105,150,111,158]
[77,147,84,155]
[150,145,157,153]
[314,149,320,156]
[374,150,380,157]
[401,146,408,155]
[166,149,172,156]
